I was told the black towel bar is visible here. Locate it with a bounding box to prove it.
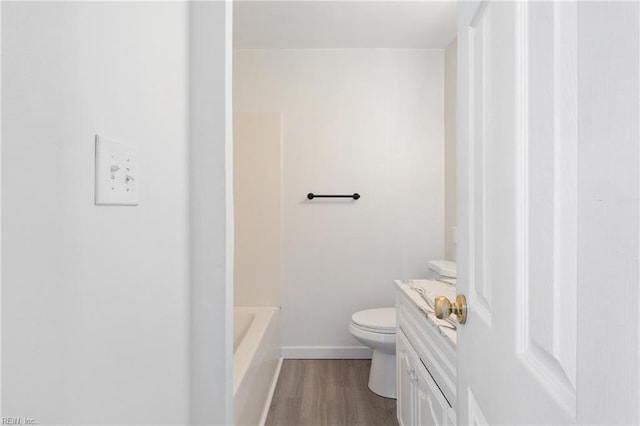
[307,193,360,200]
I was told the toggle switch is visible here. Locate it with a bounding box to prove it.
[110,164,121,179]
[95,135,139,206]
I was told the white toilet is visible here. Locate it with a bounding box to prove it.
[348,261,454,399]
[348,307,396,399]
[426,260,457,284]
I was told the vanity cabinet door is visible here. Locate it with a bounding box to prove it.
[397,330,416,426]
[414,362,449,426]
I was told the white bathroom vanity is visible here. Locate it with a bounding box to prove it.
[395,280,457,426]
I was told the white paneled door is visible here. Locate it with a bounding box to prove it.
[455,1,639,424]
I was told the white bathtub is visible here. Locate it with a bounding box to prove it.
[233,307,282,426]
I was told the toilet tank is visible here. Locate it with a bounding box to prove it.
[426,260,457,282]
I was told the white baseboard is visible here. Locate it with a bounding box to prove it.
[258,357,283,426]
[282,346,373,359]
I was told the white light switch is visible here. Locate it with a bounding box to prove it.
[95,135,139,206]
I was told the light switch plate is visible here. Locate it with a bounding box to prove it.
[95,135,139,206]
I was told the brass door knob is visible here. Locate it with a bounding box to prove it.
[434,294,467,324]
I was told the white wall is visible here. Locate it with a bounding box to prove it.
[2,3,191,424]
[234,113,282,308]
[234,49,444,357]
[444,39,457,261]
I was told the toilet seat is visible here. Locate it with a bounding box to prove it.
[351,308,396,334]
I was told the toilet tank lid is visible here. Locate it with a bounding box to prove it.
[427,260,457,278]
[351,308,396,332]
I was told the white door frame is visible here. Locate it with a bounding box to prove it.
[188,1,235,424]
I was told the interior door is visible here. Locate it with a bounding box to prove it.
[456,1,639,424]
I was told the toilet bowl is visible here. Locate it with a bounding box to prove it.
[348,307,396,399]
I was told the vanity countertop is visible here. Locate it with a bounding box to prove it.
[394,279,458,349]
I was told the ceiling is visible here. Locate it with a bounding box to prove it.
[233,1,458,49]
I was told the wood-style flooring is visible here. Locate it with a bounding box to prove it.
[265,359,398,426]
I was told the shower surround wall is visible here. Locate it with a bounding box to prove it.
[234,112,282,307]
[234,49,445,358]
